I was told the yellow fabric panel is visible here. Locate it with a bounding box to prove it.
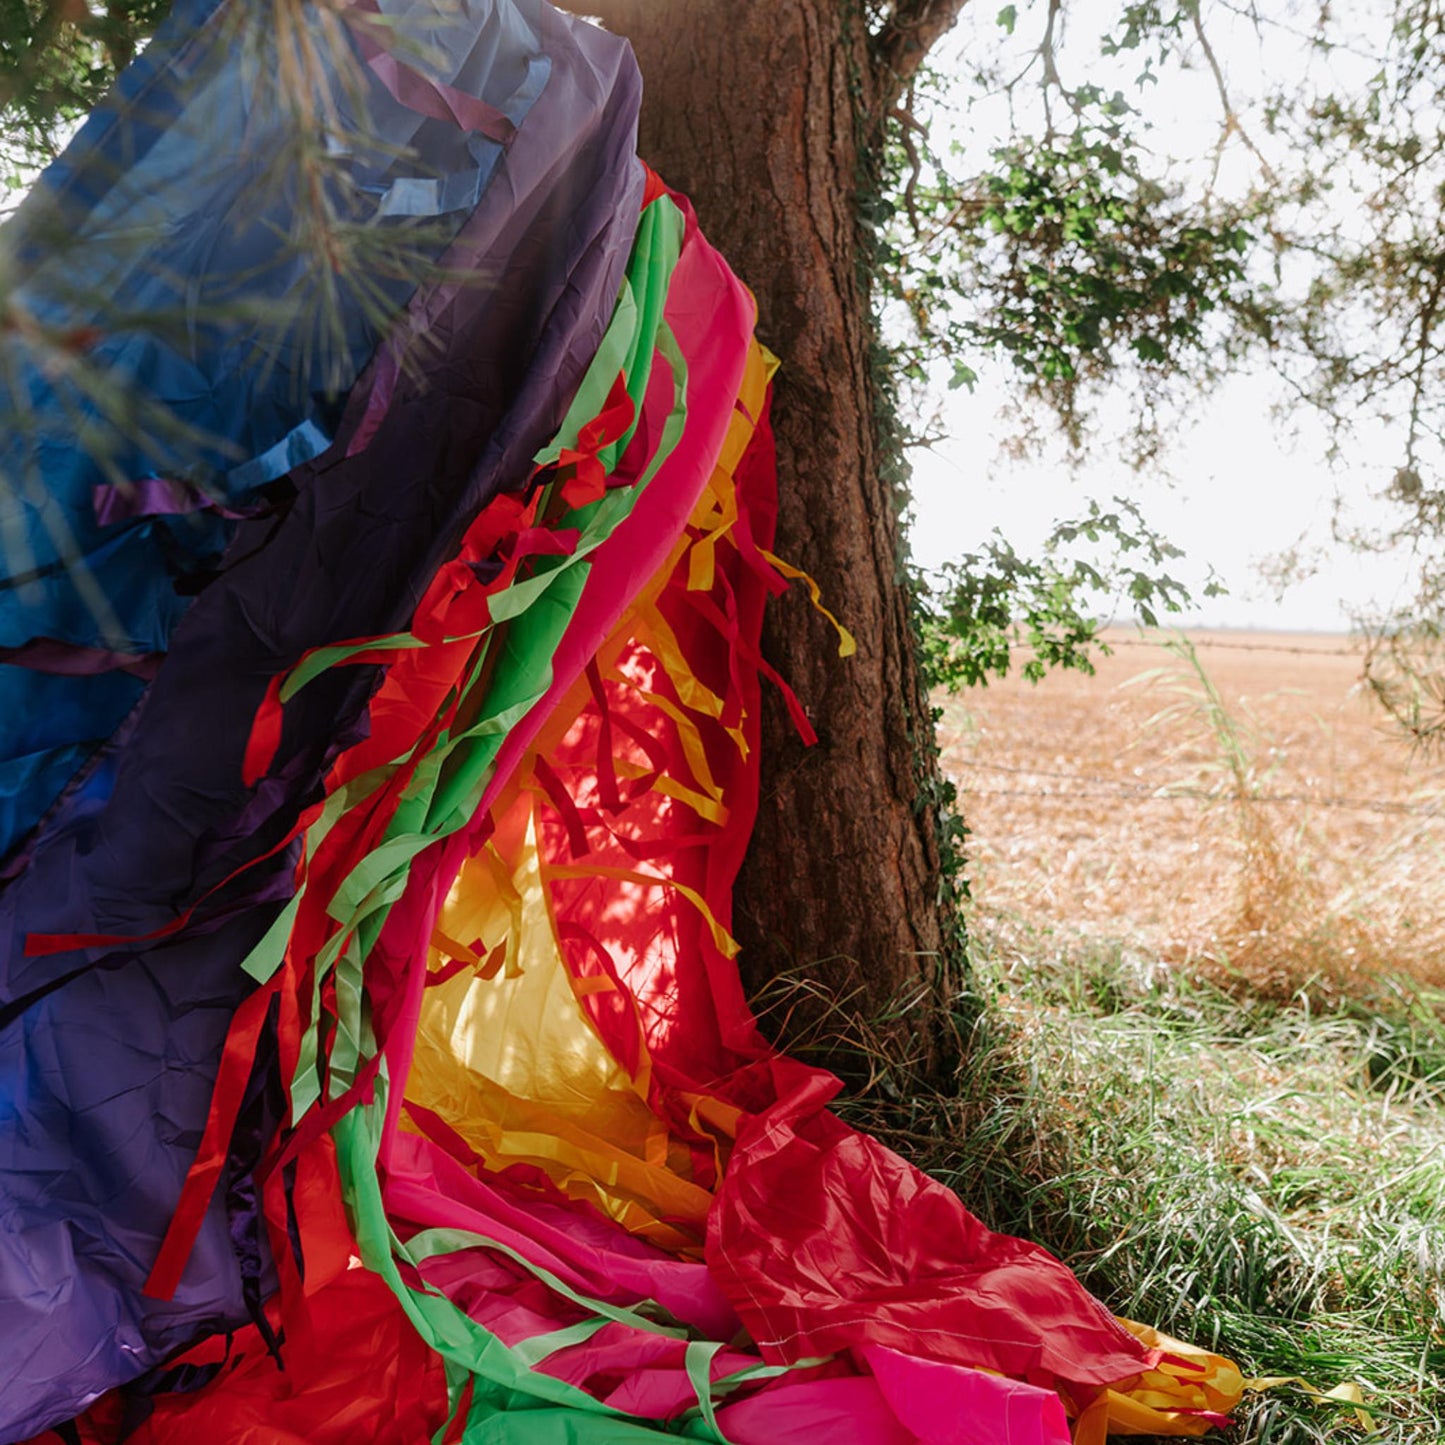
[1072,1318,1246,1439]
[402,801,712,1251]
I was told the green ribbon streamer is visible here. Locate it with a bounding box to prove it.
[253,184,782,1443]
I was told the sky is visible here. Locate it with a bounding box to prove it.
[904,0,1417,635]
[906,368,1421,635]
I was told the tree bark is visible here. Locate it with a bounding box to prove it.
[588,0,964,1079]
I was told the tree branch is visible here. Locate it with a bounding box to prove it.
[872,0,970,110]
[1189,3,1278,188]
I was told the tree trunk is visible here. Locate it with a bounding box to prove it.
[587,0,964,1080]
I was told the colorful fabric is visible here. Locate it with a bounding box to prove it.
[0,4,1244,1443]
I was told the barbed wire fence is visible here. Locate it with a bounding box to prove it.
[941,634,1445,822]
[956,759,1444,817]
[1101,636,1360,658]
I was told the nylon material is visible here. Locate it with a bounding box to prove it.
[402,806,711,1244]
[1101,1320,1249,1433]
[862,1345,1072,1445]
[278,634,428,708]
[545,863,738,961]
[537,1327,756,1420]
[718,344,772,470]
[224,418,337,493]
[327,934,370,1099]
[308,647,559,946]
[613,678,729,805]
[684,474,737,595]
[335,1101,637,1418]
[419,808,628,1096]
[510,374,1222,1428]
[468,212,755,837]
[455,1403,713,1443]
[0,516,197,660]
[531,193,684,474]
[38,1266,452,1445]
[0,913,277,1442]
[706,1102,1154,1387]
[400,1225,690,1343]
[79,139,715,1426]
[596,200,687,476]
[317,271,774,1398]
[626,323,690,497]
[756,549,857,658]
[3,33,1256,1440]
[239,885,305,984]
[398,1244,747,1422]
[246,544,592,1075]
[511,367,777,1103]
[384,1128,738,1341]
[640,773,728,828]
[89,475,270,527]
[682,1340,728,1443]
[363,0,548,127]
[630,603,729,729]
[713,1377,917,1445]
[533,282,640,467]
[511,1315,615,1369]
[0,742,108,871]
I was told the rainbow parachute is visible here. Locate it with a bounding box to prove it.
[0,3,1243,1442]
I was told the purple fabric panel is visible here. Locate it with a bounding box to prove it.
[0,914,277,1444]
[0,638,164,678]
[0,10,645,1439]
[90,477,262,526]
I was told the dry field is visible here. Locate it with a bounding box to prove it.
[936,629,1445,992]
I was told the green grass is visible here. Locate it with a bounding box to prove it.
[840,917,1445,1443]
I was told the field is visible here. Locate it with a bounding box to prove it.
[937,629,1445,993]
[858,630,1445,1444]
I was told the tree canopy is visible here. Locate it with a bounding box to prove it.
[879,1,1445,712]
[7,0,1445,663]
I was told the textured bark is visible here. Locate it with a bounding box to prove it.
[588,0,964,1076]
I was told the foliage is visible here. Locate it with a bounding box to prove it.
[881,107,1263,452]
[0,0,167,183]
[1361,618,1445,748]
[914,495,1218,688]
[873,0,1445,702]
[877,4,1274,445]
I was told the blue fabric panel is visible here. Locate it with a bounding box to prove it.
[0,0,552,862]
